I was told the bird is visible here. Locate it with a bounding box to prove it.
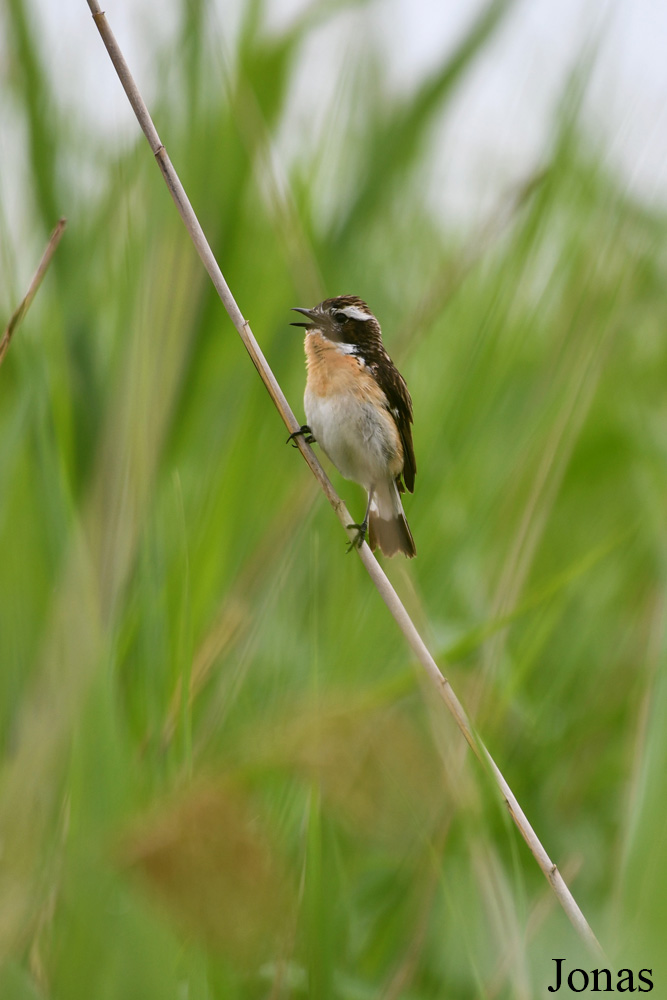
[289,295,416,558]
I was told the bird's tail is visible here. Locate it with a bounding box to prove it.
[368,480,416,558]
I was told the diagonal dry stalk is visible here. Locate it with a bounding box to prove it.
[0,218,67,367]
[84,0,604,959]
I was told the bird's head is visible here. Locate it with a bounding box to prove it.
[291,295,382,353]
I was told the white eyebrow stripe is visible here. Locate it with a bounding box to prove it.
[338,305,372,322]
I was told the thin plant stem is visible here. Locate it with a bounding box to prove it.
[84,0,604,960]
[0,218,67,367]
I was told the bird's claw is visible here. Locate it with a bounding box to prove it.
[287,425,316,448]
[346,521,367,553]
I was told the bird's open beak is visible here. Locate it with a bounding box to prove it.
[290,306,318,329]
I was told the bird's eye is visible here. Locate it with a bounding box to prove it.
[335,312,347,324]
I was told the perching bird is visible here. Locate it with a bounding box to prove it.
[289,295,416,558]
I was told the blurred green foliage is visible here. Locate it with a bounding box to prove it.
[1,0,667,996]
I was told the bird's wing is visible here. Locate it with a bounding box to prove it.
[370,355,416,494]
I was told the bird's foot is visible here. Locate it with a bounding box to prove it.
[346,521,367,553]
[287,424,316,448]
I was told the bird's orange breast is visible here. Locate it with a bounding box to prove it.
[304,331,387,407]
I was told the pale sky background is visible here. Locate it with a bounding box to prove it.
[2,0,667,263]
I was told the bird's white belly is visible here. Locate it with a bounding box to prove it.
[305,389,400,490]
